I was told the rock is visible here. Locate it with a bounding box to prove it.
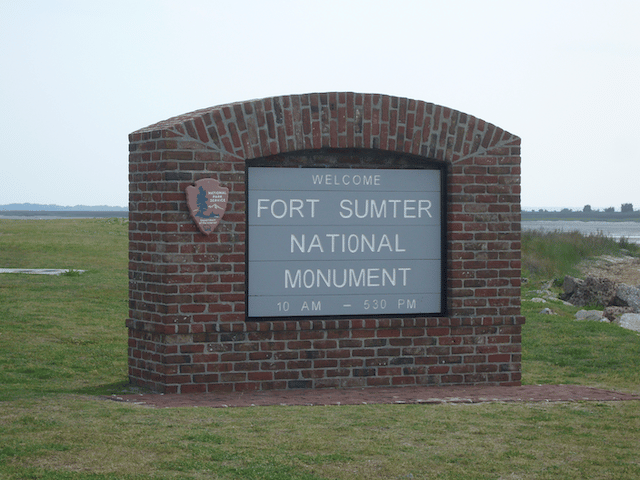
[603,306,635,322]
[539,308,555,315]
[531,297,547,303]
[575,309,604,321]
[562,275,583,297]
[612,284,640,311]
[561,275,617,308]
[614,313,640,332]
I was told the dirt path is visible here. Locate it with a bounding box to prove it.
[110,385,640,409]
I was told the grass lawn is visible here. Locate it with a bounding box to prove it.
[1,220,639,479]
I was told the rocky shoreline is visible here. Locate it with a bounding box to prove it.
[531,255,640,332]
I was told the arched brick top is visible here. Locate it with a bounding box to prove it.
[131,92,520,164]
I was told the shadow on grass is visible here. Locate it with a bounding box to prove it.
[72,381,153,397]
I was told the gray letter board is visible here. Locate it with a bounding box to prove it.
[247,161,446,319]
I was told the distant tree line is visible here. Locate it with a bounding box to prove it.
[533,203,636,213]
[523,203,640,221]
[582,203,634,213]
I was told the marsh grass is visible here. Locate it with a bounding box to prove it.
[1,220,640,479]
[521,229,640,279]
[522,230,640,278]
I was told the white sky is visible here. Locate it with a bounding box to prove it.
[1,0,638,210]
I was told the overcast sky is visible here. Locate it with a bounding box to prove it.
[1,0,638,210]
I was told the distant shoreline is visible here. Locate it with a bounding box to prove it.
[2,210,639,222]
[522,211,640,222]
[0,211,128,219]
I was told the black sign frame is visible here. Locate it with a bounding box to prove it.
[245,149,447,321]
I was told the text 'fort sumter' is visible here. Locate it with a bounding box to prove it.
[247,166,444,317]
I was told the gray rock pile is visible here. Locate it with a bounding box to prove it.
[561,275,640,332]
[561,276,617,308]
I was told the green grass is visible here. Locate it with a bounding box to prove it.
[1,397,639,479]
[522,295,640,390]
[0,219,130,400]
[1,220,640,479]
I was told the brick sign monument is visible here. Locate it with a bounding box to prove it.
[128,92,524,394]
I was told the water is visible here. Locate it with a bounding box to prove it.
[3,212,639,244]
[523,221,640,244]
[0,211,127,220]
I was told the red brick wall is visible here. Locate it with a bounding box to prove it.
[127,92,523,394]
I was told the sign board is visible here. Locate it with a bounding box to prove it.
[247,167,445,318]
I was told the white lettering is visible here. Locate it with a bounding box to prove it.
[257,199,269,218]
[370,199,386,218]
[256,199,319,219]
[308,199,319,217]
[285,269,301,288]
[311,173,382,186]
[303,270,315,288]
[378,234,392,252]
[333,269,347,288]
[339,199,352,218]
[284,268,411,289]
[308,234,323,252]
[367,268,380,286]
[399,298,417,309]
[355,200,368,218]
[300,301,322,311]
[398,268,411,285]
[327,233,339,252]
[361,234,375,253]
[339,199,432,219]
[389,199,401,218]
[383,269,396,286]
[348,234,359,253]
[291,234,305,253]
[317,269,331,287]
[419,199,432,218]
[290,233,407,254]
[271,199,287,218]
[289,198,304,217]
[349,269,365,287]
[404,199,416,218]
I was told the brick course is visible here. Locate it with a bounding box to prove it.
[128,92,524,393]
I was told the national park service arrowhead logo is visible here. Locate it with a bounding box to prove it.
[186,178,229,235]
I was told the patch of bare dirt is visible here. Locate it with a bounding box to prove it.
[577,255,640,286]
